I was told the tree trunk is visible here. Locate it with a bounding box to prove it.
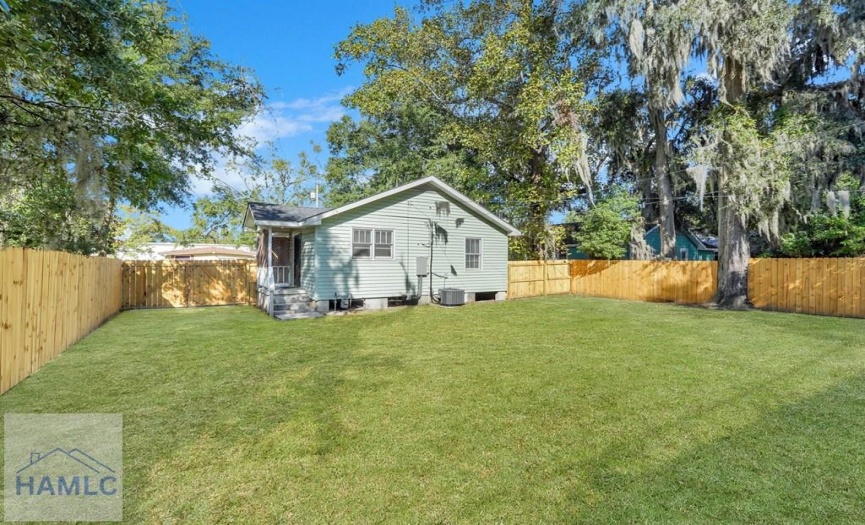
[649,106,675,259]
[714,58,750,308]
[528,151,548,260]
[714,167,750,308]
[639,176,656,223]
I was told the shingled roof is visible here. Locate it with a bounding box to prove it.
[243,203,329,228]
[242,176,521,236]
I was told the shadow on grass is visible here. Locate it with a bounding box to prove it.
[0,306,406,522]
[570,373,865,523]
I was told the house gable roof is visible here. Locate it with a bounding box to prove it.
[244,176,522,236]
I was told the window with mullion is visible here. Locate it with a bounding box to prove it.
[352,228,372,258]
[374,230,393,258]
[466,237,482,270]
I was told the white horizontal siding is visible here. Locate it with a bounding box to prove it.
[312,185,508,300]
[300,228,316,294]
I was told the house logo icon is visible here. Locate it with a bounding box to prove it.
[16,448,119,497]
[5,413,123,521]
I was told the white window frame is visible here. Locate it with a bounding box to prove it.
[374,229,394,259]
[465,237,482,271]
[679,248,689,261]
[352,228,395,260]
[352,228,372,259]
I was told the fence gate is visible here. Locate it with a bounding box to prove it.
[121,261,257,309]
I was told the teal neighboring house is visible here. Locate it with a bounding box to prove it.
[566,224,718,261]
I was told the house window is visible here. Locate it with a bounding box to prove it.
[352,229,372,258]
[466,238,482,270]
[353,228,394,259]
[679,248,689,261]
[375,230,394,258]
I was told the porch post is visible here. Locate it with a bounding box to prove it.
[267,227,273,290]
[289,231,296,288]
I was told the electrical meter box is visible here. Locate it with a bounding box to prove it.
[416,256,429,276]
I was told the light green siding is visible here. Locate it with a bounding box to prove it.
[299,228,316,294]
[312,185,509,300]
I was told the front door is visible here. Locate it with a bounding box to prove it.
[293,234,302,286]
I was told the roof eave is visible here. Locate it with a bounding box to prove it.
[314,176,520,236]
[254,220,307,229]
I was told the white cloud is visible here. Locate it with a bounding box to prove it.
[243,88,351,141]
[189,88,351,196]
[236,112,313,145]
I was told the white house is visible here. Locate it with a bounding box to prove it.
[243,176,521,319]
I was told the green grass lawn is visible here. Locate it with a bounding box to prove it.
[2,296,864,523]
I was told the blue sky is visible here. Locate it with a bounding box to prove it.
[161,1,410,229]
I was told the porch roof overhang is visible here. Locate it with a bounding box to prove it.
[243,203,329,230]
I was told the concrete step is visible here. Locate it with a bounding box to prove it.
[272,287,307,296]
[274,311,324,321]
[272,294,310,306]
[273,302,313,313]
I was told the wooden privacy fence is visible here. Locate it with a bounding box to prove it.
[509,258,865,319]
[749,258,865,318]
[0,248,122,394]
[121,261,257,309]
[508,260,716,304]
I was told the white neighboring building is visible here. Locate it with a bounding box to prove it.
[116,242,255,261]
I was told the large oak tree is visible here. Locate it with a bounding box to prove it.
[0,0,263,254]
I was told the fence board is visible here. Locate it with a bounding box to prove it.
[121,261,257,309]
[0,248,122,394]
[565,260,717,304]
[509,258,864,320]
[748,258,865,319]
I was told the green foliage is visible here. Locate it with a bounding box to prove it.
[779,214,865,257]
[572,191,640,259]
[0,166,111,253]
[0,0,263,254]
[115,205,179,253]
[180,145,321,246]
[333,0,596,257]
[778,192,865,257]
[325,106,484,208]
[688,106,804,238]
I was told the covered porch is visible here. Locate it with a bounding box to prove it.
[256,227,305,290]
[244,202,327,319]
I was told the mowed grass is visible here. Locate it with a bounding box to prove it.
[2,296,865,523]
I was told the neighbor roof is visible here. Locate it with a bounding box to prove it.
[162,246,255,259]
[243,176,522,236]
[644,225,718,252]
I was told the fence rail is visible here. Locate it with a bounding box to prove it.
[0,248,122,394]
[509,258,865,319]
[121,261,257,309]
